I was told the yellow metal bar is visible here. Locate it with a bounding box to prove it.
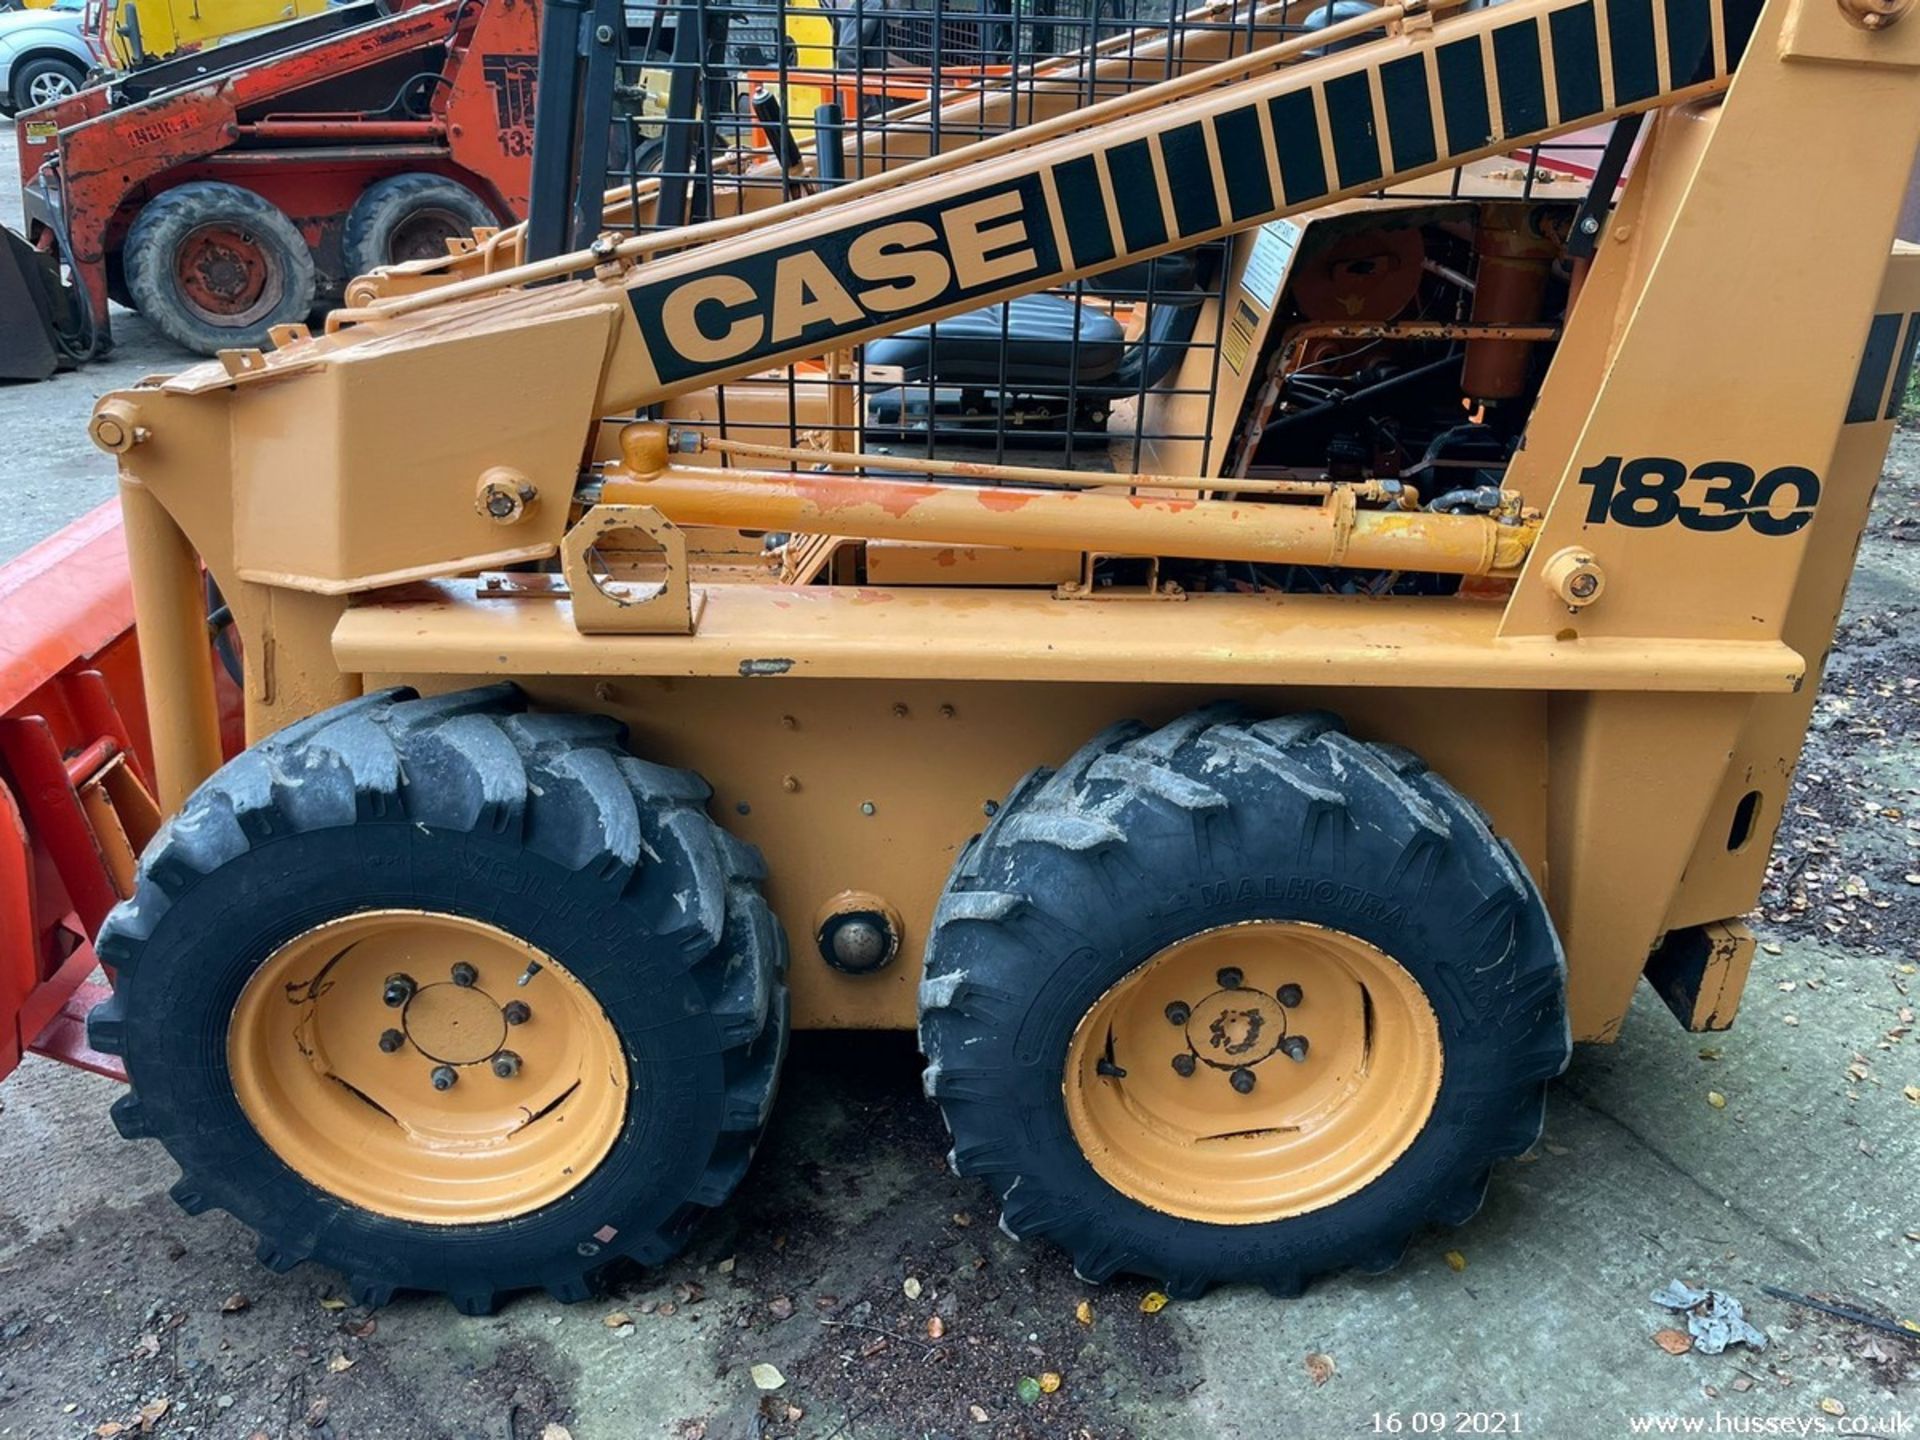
[119,480,223,813]
[330,580,1806,693]
[602,465,1530,576]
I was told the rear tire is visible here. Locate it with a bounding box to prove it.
[122,181,316,355]
[88,684,789,1311]
[919,708,1569,1298]
[340,173,499,278]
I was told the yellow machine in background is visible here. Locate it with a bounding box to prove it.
[93,0,329,67]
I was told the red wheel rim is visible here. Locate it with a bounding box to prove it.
[173,222,284,327]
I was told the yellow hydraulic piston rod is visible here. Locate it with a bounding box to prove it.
[606,429,1537,577]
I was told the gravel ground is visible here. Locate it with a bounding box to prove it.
[2,120,1918,1440]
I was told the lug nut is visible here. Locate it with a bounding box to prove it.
[1230,1067,1257,1094]
[377,1028,405,1053]
[383,974,416,1008]
[1164,1001,1191,1026]
[503,1001,531,1026]
[430,1065,458,1091]
[1281,1035,1310,1062]
[491,1050,522,1079]
[1216,967,1243,990]
[1171,1052,1197,1077]
[451,962,478,987]
[1277,984,1303,1008]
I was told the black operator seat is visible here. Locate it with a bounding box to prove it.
[862,248,1210,392]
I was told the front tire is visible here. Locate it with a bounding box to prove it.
[919,708,1569,1298]
[122,181,316,355]
[88,685,789,1312]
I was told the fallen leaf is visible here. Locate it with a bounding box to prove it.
[768,1296,795,1320]
[952,1212,973,1227]
[1444,1251,1468,1273]
[94,1426,125,1439]
[1140,1291,1169,1314]
[1731,1376,1755,1393]
[327,1354,354,1374]
[970,1405,990,1424]
[783,1405,803,1423]
[132,1333,161,1359]
[1904,1086,1920,1103]
[927,1315,946,1339]
[903,1277,923,1300]
[347,1317,377,1339]
[318,1298,347,1312]
[1707,1091,1728,1109]
[540,1426,574,1440]
[1652,1329,1694,1355]
[716,1256,735,1275]
[1305,1352,1336,1386]
[305,1397,330,1428]
[137,1399,169,1434]
[1039,1372,1062,1394]
[1821,1399,1846,1417]
[750,1363,786,1391]
[603,1311,632,1328]
[1074,1300,1094,1327]
[220,1293,250,1314]
[657,1302,677,1317]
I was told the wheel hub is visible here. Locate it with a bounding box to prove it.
[1185,985,1289,1069]
[404,982,509,1065]
[1062,921,1444,1225]
[228,910,628,1224]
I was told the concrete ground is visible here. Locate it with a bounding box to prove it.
[3,124,1918,1440]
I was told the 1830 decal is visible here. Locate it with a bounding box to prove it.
[1576,456,1822,536]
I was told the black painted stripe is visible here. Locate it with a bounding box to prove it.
[1268,88,1329,204]
[1723,0,1765,67]
[1885,313,1920,422]
[1549,3,1606,122]
[1436,38,1493,155]
[1608,0,1660,104]
[1214,105,1275,223]
[1492,20,1549,136]
[1324,71,1384,190]
[1160,122,1223,237]
[1052,155,1114,269]
[1105,140,1169,252]
[1664,0,1715,85]
[1847,313,1903,425]
[1380,55,1437,170]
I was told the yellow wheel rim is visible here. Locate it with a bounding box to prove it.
[1063,922,1443,1225]
[228,910,629,1225]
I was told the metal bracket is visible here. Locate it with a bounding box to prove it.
[561,504,702,634]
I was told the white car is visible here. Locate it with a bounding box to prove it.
[0,0,96,116]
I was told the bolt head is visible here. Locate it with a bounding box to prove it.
[491,1050,522,1079]
[383,974,415,1008]
[1171,1052,1197,1077]
[1216,967,1244,991]
[503,1001,531,1026]
[430,1065,458,1091]
[1281,1036,1310,1063]
[378,1028,405,1053]
[1164,1000,1191,1026]
[1276,984,1303,1009]
[451,962,478,988]
[1229,1067,1257,1094]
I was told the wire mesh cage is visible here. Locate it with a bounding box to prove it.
[558,0,1613,588]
